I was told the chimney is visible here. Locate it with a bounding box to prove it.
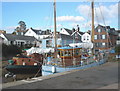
[77,25,80,32]
[72,28,75,32]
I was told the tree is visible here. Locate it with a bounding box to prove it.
[14,21,27,35]
[18,21,26,31]
[2,44,22,58]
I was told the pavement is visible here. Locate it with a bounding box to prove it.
[2,62,118,89]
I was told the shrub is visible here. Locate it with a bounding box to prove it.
[2,44,22,58]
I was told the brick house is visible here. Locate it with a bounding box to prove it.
[94,24,118,50]
[116,30,120,45]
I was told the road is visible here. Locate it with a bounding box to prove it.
[3,62,118,89]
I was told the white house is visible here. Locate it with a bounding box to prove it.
[0,33,37,47]
[81,32,91,43]
[24,27,51,40]
[39,33,74,48]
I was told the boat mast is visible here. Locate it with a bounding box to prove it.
[91,1,94,43]
[54,0,57,59]
[91,1,95,54]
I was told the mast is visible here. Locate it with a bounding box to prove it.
[91,1,94,43]
[54,0,57,59]
[91,1,95,54]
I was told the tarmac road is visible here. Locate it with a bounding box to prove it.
[3,62,118,89]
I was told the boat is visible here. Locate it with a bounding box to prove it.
[5,53,43,75]
[41,0,107,76]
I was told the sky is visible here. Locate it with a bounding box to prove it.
[0,1,119,33]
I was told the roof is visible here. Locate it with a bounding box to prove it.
[3,34,36,41]
[78,31,84,35]
[31,28,51,35]
[60,34,73,40]
[96,24,117,35]
[64,28,73,35]
[117,30,120,33]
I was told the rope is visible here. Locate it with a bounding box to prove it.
[34,66,42,78]
[98,2,113,48]
[33,59,43,77]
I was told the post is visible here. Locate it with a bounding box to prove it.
[91,1,95,54]
[54,0,57,59]
[91,1,94,42]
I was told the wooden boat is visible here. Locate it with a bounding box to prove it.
[56,46,82,67]
[42,46,106,76]
[5,53,43,75]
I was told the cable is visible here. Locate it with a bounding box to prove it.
[98,2,113,49]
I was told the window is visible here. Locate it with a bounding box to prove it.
[102,35,106,39]
[102,43,105,47]
[98,29,101,32]
[94,35,97,40]
[17,42,20,45]
[87,36,89,40]
[95,43,99,47]
[46,40,52,47]
[10,41,14,45]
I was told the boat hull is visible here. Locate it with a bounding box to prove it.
[5,65,42,74]
[42,59,106,76]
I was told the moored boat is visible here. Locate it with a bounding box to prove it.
[5,53,43,75]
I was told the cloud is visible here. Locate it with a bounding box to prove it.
[48,24,63,28]
[2,26,18,33]
[76,3,118,22]
[5,26,17,30]
[56,16,85,22]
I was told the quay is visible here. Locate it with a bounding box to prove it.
[2,61,118,90]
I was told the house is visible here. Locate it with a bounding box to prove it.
[24,27,52,40]
[60,27,84,43]
[70,25,84,43]
[0,37,3,44]
[0,33,37,47]
[40,36,53,48]
[81,32,91,43]
[94,24,118,50]
[40,33,73,48]
[58,34,73,47]
[116,30,120,45]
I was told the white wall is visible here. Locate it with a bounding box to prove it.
[24,28,37,37]
[81,33,91,43]
[0,34,10,45]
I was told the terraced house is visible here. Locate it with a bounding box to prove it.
[94,24,118,50]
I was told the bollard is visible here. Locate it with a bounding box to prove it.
[52,66,56,73]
